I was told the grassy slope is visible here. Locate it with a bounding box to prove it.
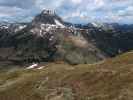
[0,52,133,100]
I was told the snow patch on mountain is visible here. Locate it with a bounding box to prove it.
[26,63,38,69]
[14,25,27,32]
[54,19,65,28]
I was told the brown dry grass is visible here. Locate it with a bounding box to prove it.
[0,51,133,100]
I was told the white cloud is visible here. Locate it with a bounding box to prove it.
[117,6,133,17]
[0,0,133,23]
[36,0,64,9]
[94,0,105,7]
[71,0,82,4]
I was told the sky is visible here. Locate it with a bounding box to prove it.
[0,0,133,24]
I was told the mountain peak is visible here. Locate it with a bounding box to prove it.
[31,9,64,26]
[41,9,56,15]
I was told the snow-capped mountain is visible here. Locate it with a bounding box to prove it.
[31,9,65,28]
[0,23,27,33]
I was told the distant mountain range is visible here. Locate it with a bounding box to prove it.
[0,9,133,64]
[0,9,105,64]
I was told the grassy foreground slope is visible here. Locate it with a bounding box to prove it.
[0,52,133,100]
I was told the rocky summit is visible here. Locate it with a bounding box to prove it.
[31,9,65,27]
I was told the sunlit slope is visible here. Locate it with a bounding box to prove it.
[0,51,133,100]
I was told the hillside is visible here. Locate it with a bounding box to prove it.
[0,51,133,100]
[82,23,133,57]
